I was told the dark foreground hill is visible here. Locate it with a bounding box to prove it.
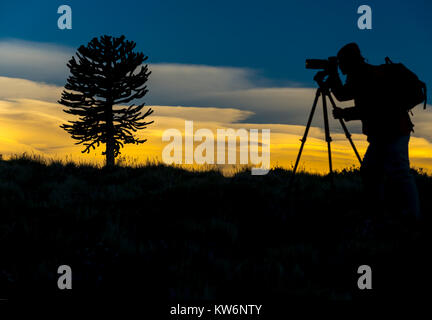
[0,155,430,304]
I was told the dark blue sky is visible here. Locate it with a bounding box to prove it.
[0,0,431,89]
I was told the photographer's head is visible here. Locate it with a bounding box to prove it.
[337,42,365,75]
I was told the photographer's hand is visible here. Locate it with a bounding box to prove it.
[313,70,328,84]
[332,106,344,119]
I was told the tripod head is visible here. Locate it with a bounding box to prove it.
[313,70,330,89]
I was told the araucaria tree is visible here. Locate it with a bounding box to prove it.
[59,35,153,167]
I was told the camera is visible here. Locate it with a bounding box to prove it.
[305,56,338,70]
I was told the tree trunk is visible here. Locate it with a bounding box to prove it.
[105,99,115,167]
[105,138,115,167]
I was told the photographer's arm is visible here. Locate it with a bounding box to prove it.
[340,106,361,121]
[327,71,354,102]
[328,73,361,121]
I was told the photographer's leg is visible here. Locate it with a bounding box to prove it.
[383,135,423,297]
[361,141,386,217]
[360,141,386,238]
[384,135,420,220]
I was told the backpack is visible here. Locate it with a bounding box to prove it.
[379,57,427,112]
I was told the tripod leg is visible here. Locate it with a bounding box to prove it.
[326,93,362,165]
[321,92,333,176]
[291,89,321,180]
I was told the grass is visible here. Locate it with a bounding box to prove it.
[0,153,430,301]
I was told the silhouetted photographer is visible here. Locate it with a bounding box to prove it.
[328,43,426,220]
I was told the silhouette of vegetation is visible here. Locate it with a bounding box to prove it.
[59,35,153,167]
[0,154,429,302]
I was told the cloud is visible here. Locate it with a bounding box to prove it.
[150,105,253,123]
[0,76,62,102]
[410,108,432,142]
[148,64,257,97]
[0,40,73,84]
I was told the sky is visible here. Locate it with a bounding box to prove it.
[0,0,431,173]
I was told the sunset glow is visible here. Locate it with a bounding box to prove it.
[1,75,431,174]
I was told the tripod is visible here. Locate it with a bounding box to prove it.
[290,71,362,186]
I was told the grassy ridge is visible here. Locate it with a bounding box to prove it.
[0,154,430,301]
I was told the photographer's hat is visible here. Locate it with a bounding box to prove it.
[337,43,364,62]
